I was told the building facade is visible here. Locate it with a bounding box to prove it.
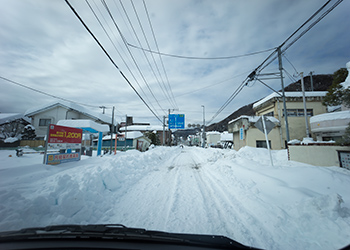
[253,91,328,147]
[25,102,112,139]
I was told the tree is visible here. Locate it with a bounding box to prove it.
[21,125,36,140]
[144,131,160,145]
[322,68,349,107]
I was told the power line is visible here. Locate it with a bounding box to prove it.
[127,0,176,109]
[0,75,104,108]
[85,0,158,114]
[207,77,248,125]
[258,0,342,73]
[127,43,276,60]
[65,0,163,124]
[142,0,178,109]
[102,0,165,116]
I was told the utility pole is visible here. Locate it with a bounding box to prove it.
[310,71,314,91]
[201,105,205,148]
[124,115,127,151]
[110,106,114,154]
[278,47,290,144]
[168,109,171,146]
[167,108,178,146]
[99,106,106,114]
[163,116,166,146]
[300,73,310,137]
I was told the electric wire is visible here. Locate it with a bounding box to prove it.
[127,43,277,60]
[283,54,299,75]
[0,75,105,109]
[86,0,158,114]
[259,0,342,73]
[207,77,248,125]
[65,0,163,124]
[142,0,178,109]
[125,0,176,109]
[102,0,165,117]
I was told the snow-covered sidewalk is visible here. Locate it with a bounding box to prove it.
[0,146,349,249]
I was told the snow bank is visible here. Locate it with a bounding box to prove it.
[0,146,349,250]
[4,137,19,143]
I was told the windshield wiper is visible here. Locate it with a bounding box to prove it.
[0,224,262,249]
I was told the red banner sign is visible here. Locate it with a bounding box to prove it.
[48,124,83,144]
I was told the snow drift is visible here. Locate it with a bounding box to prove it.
[0,146,349,250]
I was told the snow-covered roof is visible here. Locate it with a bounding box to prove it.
[0,113,30,125]
[25,101,112,124]
[310,110,350,124]
[119,124,168,131]
[57,119,110,133]
[96,131,144,141]
[229,115,279,124]
[253,91,328,109]
[206,131,221,135]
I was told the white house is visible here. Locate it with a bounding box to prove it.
[25,101,112,139]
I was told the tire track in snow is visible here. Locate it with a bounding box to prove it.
[185,149,276,249]
[198,167,277,249]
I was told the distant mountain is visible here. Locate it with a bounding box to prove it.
[206,74,333,132]
[284,74,333,92]
[206,103,255,132]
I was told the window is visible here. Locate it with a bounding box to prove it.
[283,109,313,117]
[256,140,271,149]
[264,111,274,116]
[39,119,51,126]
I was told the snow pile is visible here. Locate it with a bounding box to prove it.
[4,137,19,143]
[0,146,349,250]
[341,60,350,89]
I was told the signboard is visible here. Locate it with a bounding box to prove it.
[338,150,350,170]
[168,114,185,129]
[254,116,276,135]
[44,124,83,165]
[239,127,244,140]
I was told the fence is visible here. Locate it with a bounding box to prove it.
[20,140,45,148]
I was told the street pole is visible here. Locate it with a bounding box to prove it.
[278,47,290,144]
[202,105,205,148]
[300,72,310,137]
[163,116,165,146]
[110,106,114,154]
[124,115,127,151]
[168,109,171,146]
[310,71,314,91]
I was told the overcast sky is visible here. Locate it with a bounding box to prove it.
[1,0,349,127]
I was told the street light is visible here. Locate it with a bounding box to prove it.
[201,105,205,148]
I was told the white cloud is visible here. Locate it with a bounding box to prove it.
[0,0,349,126]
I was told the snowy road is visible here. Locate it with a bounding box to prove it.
[1,146,350,249]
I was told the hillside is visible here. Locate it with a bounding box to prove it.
[206,74,333,132]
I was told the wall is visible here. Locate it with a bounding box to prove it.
[288,144,350,167]
[246,127,283,150]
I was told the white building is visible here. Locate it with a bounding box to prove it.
[25,101,112,139]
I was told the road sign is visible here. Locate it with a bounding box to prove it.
[168,114,185,129]
[255,116,276,135]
